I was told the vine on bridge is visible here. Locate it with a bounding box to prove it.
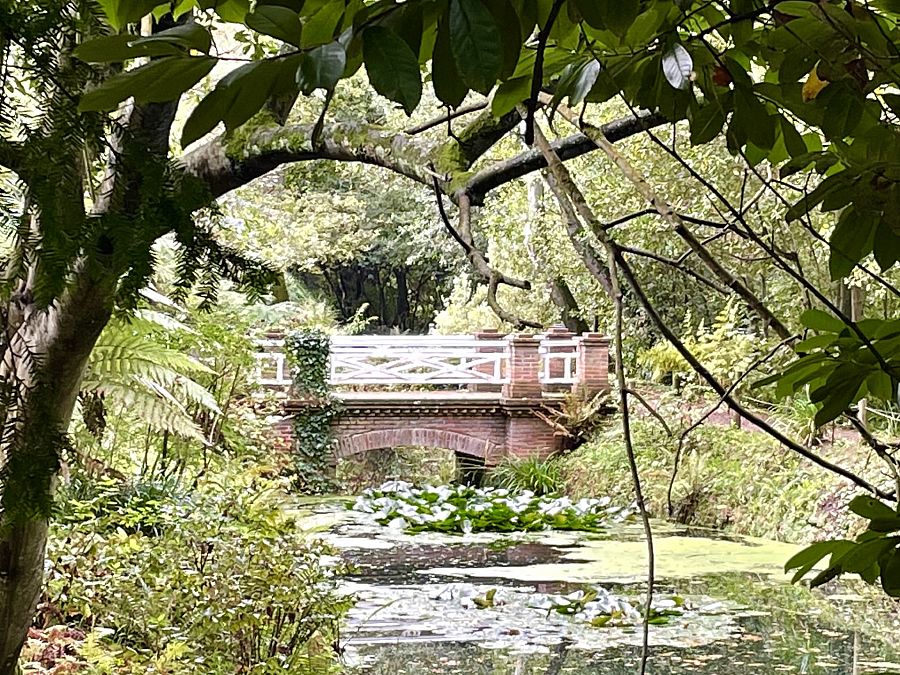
[284,330,338,494]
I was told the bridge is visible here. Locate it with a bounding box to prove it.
[253,327,610,469]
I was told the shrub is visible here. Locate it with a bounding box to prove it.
[41,471,351,674]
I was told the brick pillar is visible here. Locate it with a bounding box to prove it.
[541,324,574,394]
[573,332,610,398]
[469,328,506,393]
[502,333,542,399]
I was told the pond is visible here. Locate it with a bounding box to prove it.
[296,499,900,674]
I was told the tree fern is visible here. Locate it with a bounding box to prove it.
[81,317,221,442]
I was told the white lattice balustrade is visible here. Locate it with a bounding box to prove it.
[252,333,589,389]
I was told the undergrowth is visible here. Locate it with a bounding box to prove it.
[34,463,351,674]
[556,418,864,543]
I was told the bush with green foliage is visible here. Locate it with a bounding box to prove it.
[638,298,762,391]
[557,418,854,543]
[41,469,351,674]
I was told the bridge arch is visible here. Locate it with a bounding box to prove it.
[335,428,503,461]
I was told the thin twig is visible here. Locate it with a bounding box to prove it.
[625,388,673,437]
[404,101,489,135]
[534,120,653,673]
[666,334,798,514]
[612,219,654,675]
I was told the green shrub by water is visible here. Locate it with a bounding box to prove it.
[41,468,351,674]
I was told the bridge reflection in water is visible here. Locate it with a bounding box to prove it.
[253,327,610,467]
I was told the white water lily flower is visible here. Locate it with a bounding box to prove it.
[386,517,408,531]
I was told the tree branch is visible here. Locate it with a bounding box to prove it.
[618,243,730,294]
[464,111,669,205]
[432,182,540,329]
[549,99,792,340]
[404,100,489,135]
[530,113,892,502]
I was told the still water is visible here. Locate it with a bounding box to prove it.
[299,502,900,674]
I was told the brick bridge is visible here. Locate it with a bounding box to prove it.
[254,328,610,468]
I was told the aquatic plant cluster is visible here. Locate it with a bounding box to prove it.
[352,481,634,534]
[537,588,684,627]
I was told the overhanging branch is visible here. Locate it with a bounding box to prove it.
[464,111,669,205]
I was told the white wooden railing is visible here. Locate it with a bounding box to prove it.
[539,337,579,385]
[253,338,290,386]
[252,333,583,389]
[330,335,509,385]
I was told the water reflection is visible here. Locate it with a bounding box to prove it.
[321,504,900,674]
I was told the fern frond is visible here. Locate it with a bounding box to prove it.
[82,318,220,441]
[92,382,206,442]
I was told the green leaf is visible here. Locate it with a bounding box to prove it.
[849,496,898,522]
[779,115,807,158]
[73,34,182,63]
[182,85,233,147]
[785,173,853,221]
[874,219,900,271]
[568,61,600,107]
[450,0,504,94]
[800,308,845,333]
[181,56,298,146]
[301,0,345,48]
[574,0,604,28]
[603,0,640,34]
[491,76,530,117]
[812,364,866,426]
[487,0,523,79]
[246,5,303,46]
[866,370,895,402]
[784,539,854,583]
[689,102,725,145]
[136,22,213,53]
[774,357,831,398]
[209,0,250,22]
[79,56,217,112]
[298,41,346,94]
[833,537,897,575]
[221,59,286,129]
[820,83,864,139]
[829,208,878,280]
[879,549,900,596]
[432,14,468,108]
[98,0,162,30]
[363,26,422,115]
[662,44,692,91]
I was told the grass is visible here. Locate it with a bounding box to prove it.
[486,455,564,496]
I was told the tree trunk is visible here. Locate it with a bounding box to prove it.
[549,277,589,333]
[395,268,409,331]
[0,272,114,674]
[0,518,48,673]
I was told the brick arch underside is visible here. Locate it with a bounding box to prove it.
[334,427,503,461]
